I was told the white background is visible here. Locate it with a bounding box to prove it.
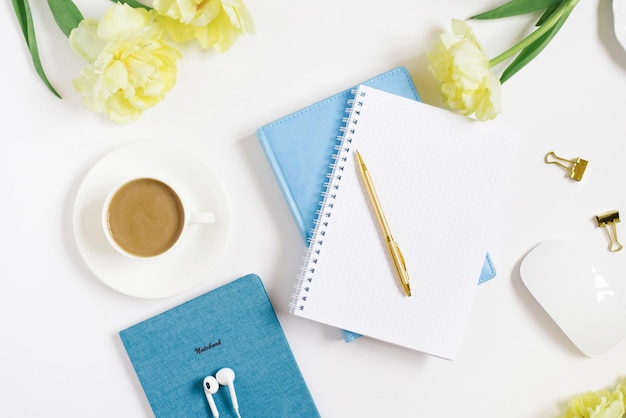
[2,0,626,416]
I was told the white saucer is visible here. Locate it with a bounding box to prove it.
[73,141,230,299]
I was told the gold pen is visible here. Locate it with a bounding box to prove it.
[355,150,411,297]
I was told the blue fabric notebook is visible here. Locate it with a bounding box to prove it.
[119,274,320,418]
[256,67,495,342]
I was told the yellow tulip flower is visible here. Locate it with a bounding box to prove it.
[562,388,625,418]
[69,3,181,123]
[153,0,256,52]
[427,19,501,121]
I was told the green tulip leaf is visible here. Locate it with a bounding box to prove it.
[536,3,560,26]
[471,0,564,19]
[47,0,83,37]
[500,6,573,83]
[109,0,152,10]
[12,0,28,40]
[11,0,61,98]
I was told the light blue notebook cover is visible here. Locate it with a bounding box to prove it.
[119,274,320,418]
[256,67,495,342]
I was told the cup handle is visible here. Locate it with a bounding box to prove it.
[189,212,215,224]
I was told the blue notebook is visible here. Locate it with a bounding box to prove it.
[256,67,495,342]
[119,274,320,418]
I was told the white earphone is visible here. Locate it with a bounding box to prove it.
[202,368,240,418]
[216,367,240,418]
[203,376,220,418]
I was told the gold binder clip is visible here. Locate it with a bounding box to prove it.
[596,210,623,252]
[545,151,588,181]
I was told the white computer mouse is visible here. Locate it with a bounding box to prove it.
[520,239,626,356]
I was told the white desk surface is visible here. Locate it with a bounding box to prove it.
[2,1,626,416]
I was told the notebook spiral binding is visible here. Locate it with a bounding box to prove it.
[289,89,366,313]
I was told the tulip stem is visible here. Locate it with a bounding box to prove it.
[488,0,578,67]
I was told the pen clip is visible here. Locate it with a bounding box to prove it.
[394,241,408,273]
[390,239,411,297]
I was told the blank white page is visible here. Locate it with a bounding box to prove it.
[290,85,519,360]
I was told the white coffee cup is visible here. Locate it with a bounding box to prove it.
[102,177,215,259]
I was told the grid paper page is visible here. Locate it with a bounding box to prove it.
[291,85,519,359]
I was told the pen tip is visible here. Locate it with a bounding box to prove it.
[355,150,365,167]
[404,284,411,297]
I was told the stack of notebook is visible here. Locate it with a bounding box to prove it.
[286,84,518,359]
[256,67,502,345]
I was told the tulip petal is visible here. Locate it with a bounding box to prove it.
[69,19,106,62]
[427,19,501,120]
[153,0,255,51]
[70,3,181,123]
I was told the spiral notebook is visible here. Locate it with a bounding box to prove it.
[257,67,496,343]
[290,85,519,359]
[256,66,495,286]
